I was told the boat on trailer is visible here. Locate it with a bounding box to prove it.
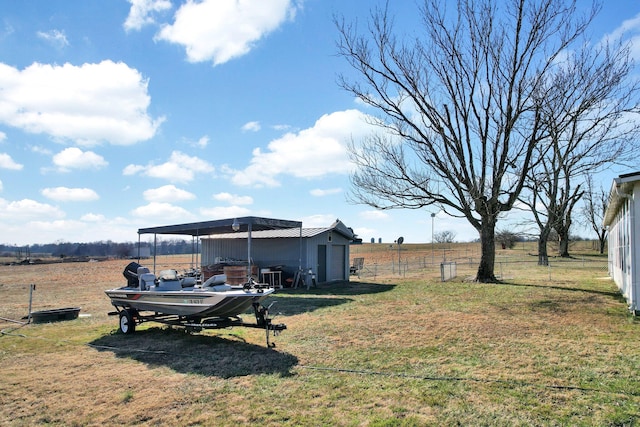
[105,262,286,347]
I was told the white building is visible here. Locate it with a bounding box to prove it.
[603,171,640,314]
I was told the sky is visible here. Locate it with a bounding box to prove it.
[0,0,638,247]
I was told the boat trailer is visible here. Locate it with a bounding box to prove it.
[108,301,286,348]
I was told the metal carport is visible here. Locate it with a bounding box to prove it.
[137,216,303,280]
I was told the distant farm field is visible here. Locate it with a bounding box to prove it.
[2,243,639,426]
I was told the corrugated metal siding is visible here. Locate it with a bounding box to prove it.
[330,245,346,281]
[202,237,304,274]
[201,228,351,283]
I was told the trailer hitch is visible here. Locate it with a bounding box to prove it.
[252,301,286,348]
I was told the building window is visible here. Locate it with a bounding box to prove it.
[328,232,332,242]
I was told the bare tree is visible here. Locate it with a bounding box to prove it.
[433,230,457,244]
[580,175,608,254]
[336,0,597,282]
[495,229,522,250]
[520,38,639,262]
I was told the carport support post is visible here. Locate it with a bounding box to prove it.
[153,234,157,274]
[247,222,252,282]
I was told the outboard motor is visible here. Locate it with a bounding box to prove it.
[123,261,142,287]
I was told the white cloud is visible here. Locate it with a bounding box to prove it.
[301,214,336,228]
[199,205,252,219]
[213,192,253,205]
[600,13,640,61]
[80,213,106,222]
[0,198,65,222]
[41,187,99,202]
[52,147,108,171]
[143,184,196,202]
[30,145,52,155]
[196,135,209,148]
[310,188,342,197]
[124,151,214,183]
[0,60,164,145]
[0,153,23,170]
[242,121,261,132]
[156,0,299,65]
[124,0,172,31]
[123,164,146,175]
[0,131,6,141]
[605,12,640,41]
[231,109,372,187]
[36,29,69,48]
[0,179,3,192]
[360,210,389,220]
[131,201,195,221]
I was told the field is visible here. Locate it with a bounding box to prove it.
[1,243,639,426]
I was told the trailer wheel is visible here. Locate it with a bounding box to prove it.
[119,310,136,334]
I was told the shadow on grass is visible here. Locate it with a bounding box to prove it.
[264,296,353,316]
[89,327,298,378]
[495,281,625,302]
[263,281,396,316]
[280,280,396,296]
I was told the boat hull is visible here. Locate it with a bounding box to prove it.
[105,287,273,318]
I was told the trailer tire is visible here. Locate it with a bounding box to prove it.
[119,309,136,334]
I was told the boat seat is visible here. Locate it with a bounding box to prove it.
[157,278,182,291]
[181,277,197,287]
[203,274,227,287]
[139,272,156,290]
[211,284,232,292]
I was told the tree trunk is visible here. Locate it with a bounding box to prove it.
[538,237,549,266]
[557,227,570,258]
[476,218,497,283]
[598,230,606,254]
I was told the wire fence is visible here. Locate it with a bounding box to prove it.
[351,250,609,283]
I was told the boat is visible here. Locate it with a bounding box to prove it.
[105,262,285,347]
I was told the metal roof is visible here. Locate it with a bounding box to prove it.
[203,227,327,240]
[138,216,302,237]
[603,171,640,227]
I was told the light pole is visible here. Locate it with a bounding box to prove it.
[431,213,436,267]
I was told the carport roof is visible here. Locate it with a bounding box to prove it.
[138,216,302,237]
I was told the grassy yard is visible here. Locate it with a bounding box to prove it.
[1,249,639,426]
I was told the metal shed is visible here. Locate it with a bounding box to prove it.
[137,216,303,282]
[603,171,640,314]
[201,219,355,284]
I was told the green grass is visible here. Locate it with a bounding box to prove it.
[1,255,639,425]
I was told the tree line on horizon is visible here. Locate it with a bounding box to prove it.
[0,239,200,260]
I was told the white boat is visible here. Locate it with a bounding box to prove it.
[105,217,301,346]
[105,262,285,346]
[106,262,273,317]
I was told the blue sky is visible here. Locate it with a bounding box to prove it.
[0,0,638,246]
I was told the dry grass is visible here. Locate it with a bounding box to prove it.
[1,247,639,426]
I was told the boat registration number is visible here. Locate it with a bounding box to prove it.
[184,299,203,304]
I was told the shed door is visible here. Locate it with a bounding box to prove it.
[317,245,327,282]
[330,245,346,281]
